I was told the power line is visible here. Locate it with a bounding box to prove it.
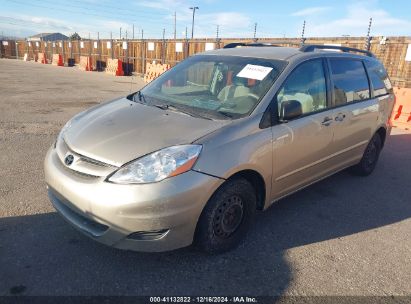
[7,0,172,27]
[0,17,170,39]
[68,0,170,17]
[32,0,170,19]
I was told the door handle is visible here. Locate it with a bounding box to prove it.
[335,113,346,122]
[321,117,333,126]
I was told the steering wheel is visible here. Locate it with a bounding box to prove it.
[247,93,259,100]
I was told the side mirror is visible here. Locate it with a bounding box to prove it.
[280,100,303,122]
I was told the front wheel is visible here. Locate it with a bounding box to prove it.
[349,133,382,176]
[195,178,256,254]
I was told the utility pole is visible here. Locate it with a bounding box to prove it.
[88,32,91,58]
[253,23,257,42]
[120,27,122,39]
[184,26,188,58]
[189,6,199,39]
[162,28,166,64]
[300,20,306,47]
[110,31,113,59]
[97,31,101,71]
[174,11,177,40]
[125,30,128,75]
[365,17,372,51]
[141,29,145,75]
[15,41,18,60]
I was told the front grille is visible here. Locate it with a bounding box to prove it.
[79,154,112,168]
[56,139,117,177]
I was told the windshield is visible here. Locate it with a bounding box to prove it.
[134,55,287,120]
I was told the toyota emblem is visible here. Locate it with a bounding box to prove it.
[65,154,74,166]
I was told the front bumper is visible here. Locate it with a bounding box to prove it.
[44,146,224,252]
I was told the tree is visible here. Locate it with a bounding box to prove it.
[69,32,81,41]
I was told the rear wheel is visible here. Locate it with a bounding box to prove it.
[195,178,256,254]
[350,133,382,176]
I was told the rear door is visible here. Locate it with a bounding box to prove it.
[271,58,336,200]
[326,58,379,168]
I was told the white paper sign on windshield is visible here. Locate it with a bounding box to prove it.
[237,64,273,81]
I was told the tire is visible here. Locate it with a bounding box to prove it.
[349,133,382,176]
[195,178,256,254]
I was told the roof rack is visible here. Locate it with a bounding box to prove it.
[299,44,374,57]
[223,42,280,49]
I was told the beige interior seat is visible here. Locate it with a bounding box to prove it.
[218,77,250,102]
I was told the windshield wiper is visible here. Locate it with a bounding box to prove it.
[153,104,169,110]
[153,104,211,120]
[217,111,235,119]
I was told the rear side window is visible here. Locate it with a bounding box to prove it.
[364,60,393,97]
[330,59,370,105]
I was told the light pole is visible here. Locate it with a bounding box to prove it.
[189,6,199,39]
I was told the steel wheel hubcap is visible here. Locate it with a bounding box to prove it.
[365,142,377,169]
[213,195,244,238]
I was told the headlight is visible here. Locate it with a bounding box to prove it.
[108,145,202,184]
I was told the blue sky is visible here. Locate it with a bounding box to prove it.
[1,0,410,39]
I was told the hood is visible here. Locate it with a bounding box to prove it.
[64,98,229,166]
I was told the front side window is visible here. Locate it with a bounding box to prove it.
[277,59,327,116]
[330,59,370,105]
[364,59,392,97]
[139,55,287,120]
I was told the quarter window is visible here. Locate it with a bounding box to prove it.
[330,59,370,105]
[364,60,392,97]
[277,59,327,116]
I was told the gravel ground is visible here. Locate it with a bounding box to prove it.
[0,59,411,298]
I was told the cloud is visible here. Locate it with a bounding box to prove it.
[306,2,411,36]
[0,14,137,39]
[0,15,74,32]
[291,6,331,17]
[135,0,187,11]
[181,12,252,38]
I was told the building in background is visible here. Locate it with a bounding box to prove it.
[27,33,69,42]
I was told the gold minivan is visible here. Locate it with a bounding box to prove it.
[45,44,395,253]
